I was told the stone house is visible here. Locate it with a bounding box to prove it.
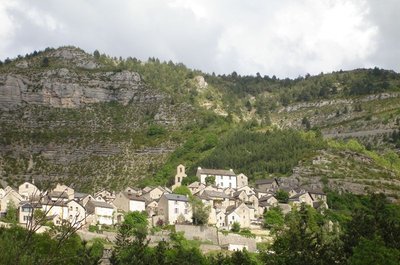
[41,200,69,226]
[197,167,237,189]
[158,194,191,225]
[85,200,115,225]
[142,186,170,201]
[19,202,41,225]
[0,187,23,214]
[232,190,249,202]
[113,192,146,213]
[255,179,279,191]
[237,185,256,196]
[258,195,278,213]
[18,181,40,200]
[308,189,327,202]
[146,200,158,217]
[188,181,206,194]
[67,200,86,228]
[225,202,252,229]
[248,194,259,213]
[288,192,314,206]
[52,184,74,200]
[94,190,115,202]
[236,173,248,188]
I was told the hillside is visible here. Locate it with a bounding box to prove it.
[0,46,399,195]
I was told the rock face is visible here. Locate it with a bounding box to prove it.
[0,47,194,191]
[0,69,152,109]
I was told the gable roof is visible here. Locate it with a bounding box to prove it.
[123,192,146,202]
[202,190,230,199]
[259,195,276,202]
[196,168,236,176]
[232,190,246,198]
[87,200,114,209]
[164,194,189,202]
[255,179,277,185]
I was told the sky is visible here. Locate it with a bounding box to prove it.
[0,0,399,78]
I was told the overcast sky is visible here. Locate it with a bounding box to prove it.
[0,0,399,78]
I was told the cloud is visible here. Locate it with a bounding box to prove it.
[0,0,397,78]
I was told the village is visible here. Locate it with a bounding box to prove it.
[0,164,328,252]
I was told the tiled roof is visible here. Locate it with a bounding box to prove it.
[202,190,230,199]
[124,192,146,202]
[87,200,114,209]
[164,194,189,202]
[197,168,236,176]
[255,179,276,185]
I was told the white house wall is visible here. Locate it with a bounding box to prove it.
[129,200,145,212]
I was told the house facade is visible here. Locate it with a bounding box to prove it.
[113,192,146,213]
[197,167,237,189]
[85,200,115,225]
[18,182,40,200]
[158,194,191,225]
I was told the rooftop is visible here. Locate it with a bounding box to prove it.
[196,168,236,176]
[164,194,189,202]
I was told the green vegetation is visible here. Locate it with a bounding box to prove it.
[263,207,284,232]
[0,225,103,265]
[172,185,192,197]
[200,129,326,179]
[328,138,400,175]
[191,197,210,225]
[261,194,400,265]
[275,190,289,203]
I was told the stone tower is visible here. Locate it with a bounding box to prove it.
[172,164,187,190]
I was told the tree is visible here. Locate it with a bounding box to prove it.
[302,117,311,130]
[173,186,192,197]
[93,50,100,60]
[41,57,49,67]
[384,150,399,169]
[113,211,152,265]
[262,204,344,265]
[348,236,400,265]
[191,198,210,225]
[231,222,241,232]
[263,207,284,232]
[205,176,215,186]
[275,190,289,203]
[3,201,18,224]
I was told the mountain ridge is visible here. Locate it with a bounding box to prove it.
[0,46,399,196]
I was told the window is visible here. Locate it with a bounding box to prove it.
[25,184,29,189]
[174,200,178,205]
[22,207,32,212]
[180,167,182,173]
[184,209,188,214]
[232,216,235,220]
[174,208,178,214]
[178,177,181,183]
[76,207,78,211]
[229,183,232,188]
[23,216,31,221]
[69,206,73,211]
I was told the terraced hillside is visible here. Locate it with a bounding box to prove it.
[1,46,399,195]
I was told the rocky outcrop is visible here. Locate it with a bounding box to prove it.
[0,69,159,109]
